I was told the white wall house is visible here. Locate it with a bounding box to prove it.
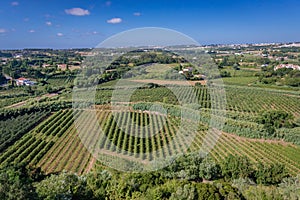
[16,78,36,86]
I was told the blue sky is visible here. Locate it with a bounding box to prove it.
[0,0,299,49]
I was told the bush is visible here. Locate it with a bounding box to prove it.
[255,163,289,185]
[221,155,255,180]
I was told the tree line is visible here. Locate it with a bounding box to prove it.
[0,153,296,200]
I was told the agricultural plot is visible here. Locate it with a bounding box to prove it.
[225,86,300,117]
[0,91,32,108]
[0,110,50,153]
[222,77,258,86]
[190,131,300,176]
[0,80,299,175]
[0,107,299,175]
[0,110,93,175]
[93,81,300,118]
[87,109,300,175]
[46,75,75,86]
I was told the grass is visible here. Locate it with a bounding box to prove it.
[222,68,257,77]
[222,77,258,86]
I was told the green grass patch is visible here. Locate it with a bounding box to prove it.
[222,77,258,86]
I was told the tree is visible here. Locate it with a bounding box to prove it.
[0,72,6,85]
[86,170,112,199]
[220,70,231,77]
[198,157,221,181]
[107,171,166,199]
[163,153,204,181]
[195,183,222,200]
[145,180,181,200]
[0,165,38,200]
[35,171,93,200]
[169,183,198,200]
[220,56,229,67]
[278,175,300,200]
[255,163,289,185]
[233,63,240,70]
[221,155,255,180]
[244,185,283,200]
[257,110,295,136]
[215,181,246,200]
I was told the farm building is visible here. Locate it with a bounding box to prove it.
[16,77,36,86]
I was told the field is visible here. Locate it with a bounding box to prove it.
[1,77,299,175]
[222,77,258,86]
[46,75,75,86]
[0,64,300,178]
[0,89,32,108]
[1,100,299,175]
[0,110,94,175]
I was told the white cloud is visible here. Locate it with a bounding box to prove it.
[57,33,63,37]
[107,17,122,24]
[65,8,90,16]
[133,12,141,16]
[11,1,19,6]
[46,21,52,26]
[0,29,7,33]
[29,30,35,33]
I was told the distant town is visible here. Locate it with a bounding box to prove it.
[1,42,299,88]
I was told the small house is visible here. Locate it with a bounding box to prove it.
[16,78,36,86]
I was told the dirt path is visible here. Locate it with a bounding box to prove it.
[5,100,28,108]
[223,131,296,147]
[5,93,59,109]
[85,156,96,173]
[98,149,150,165]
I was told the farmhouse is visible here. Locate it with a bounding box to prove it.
[16,77,36,86]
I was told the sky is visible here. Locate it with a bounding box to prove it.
[0,0,299,49]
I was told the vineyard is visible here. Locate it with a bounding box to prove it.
[46,75,75,86]
[0,106,299,175]
[0,110,93,175]
[79,108,300,175]
[225,86,300,117]
[89,83,300,143]
[0,110,50,153]
[0,91,32,108]
[0,79,299,175]
[93,82,300,118]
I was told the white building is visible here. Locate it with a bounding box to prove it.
[16,78,36,86]
[274,64,300,71]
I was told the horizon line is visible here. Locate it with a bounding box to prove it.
[1,41,300,51]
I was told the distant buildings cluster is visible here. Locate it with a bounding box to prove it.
[274,64,300,71]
